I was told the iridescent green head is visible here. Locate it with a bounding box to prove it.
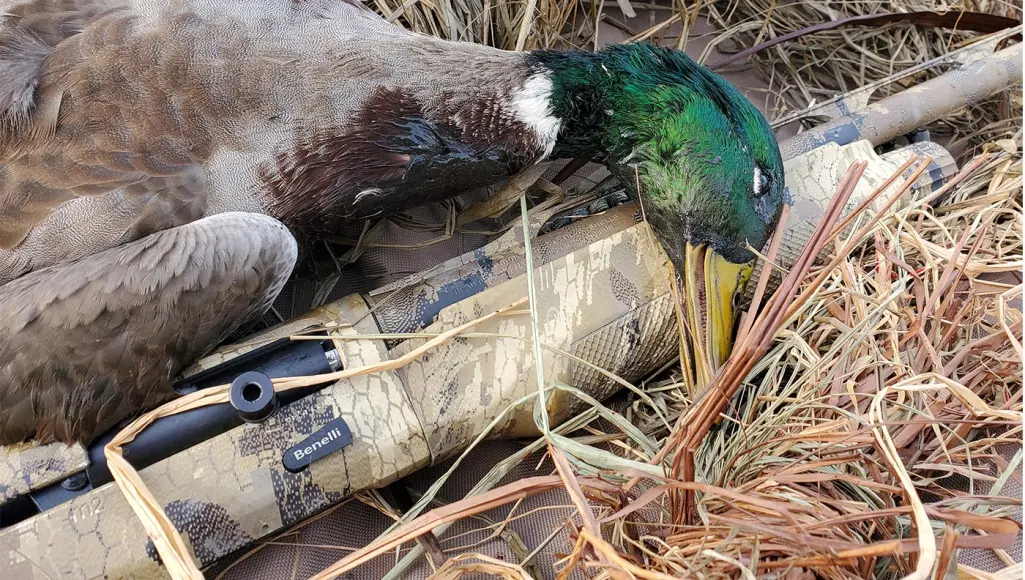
[530,42,786,267]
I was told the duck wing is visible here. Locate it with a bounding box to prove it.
[0,212,298,445]
[0,0,381,280]
[1,0,552,283]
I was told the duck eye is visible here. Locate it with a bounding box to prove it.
[753,166,770,197]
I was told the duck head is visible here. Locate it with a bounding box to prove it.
[530,43,787,374]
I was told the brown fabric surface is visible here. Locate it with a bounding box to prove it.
[209,440,584,580]
[949,444,1023,572]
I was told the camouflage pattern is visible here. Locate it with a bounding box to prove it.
[2,294,431,579]
[0,203,640,505]
[778,42,1022,161]
[0,442,88,501]
[364,203,641,342]
[0,208,677,578]
[396,221,677,459]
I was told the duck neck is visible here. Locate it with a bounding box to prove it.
[525,49,635,165]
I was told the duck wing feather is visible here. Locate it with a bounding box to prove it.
[0,212,297,445]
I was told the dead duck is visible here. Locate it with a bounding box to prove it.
[0,0,785,445]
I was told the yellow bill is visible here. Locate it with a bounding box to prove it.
[681,243,753,388]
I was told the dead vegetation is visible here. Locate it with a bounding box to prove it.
[302,138,1022,580]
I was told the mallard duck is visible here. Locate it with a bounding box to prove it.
[0,0,785,445]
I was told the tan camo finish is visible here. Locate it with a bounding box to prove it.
[751,42,1023,305]
[395,221,677,460]
[0,204,642,502]
[2,295,430,579]
[364,203,642,339]
[778,43,1022,161]
[0,441,88,501]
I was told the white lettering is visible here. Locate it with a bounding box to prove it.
[289,425,348,467]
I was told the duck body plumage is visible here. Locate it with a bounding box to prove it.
[0,0,557,283]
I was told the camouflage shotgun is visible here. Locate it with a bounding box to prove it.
[1,199,680,579]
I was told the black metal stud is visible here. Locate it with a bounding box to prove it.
[229,371,278,423]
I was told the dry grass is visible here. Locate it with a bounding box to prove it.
[366,0,595,50]
[305,138,1021,578]
[701,0,1024,159]
[657,143,1023,577]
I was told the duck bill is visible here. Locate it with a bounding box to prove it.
[680,243,753,387]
